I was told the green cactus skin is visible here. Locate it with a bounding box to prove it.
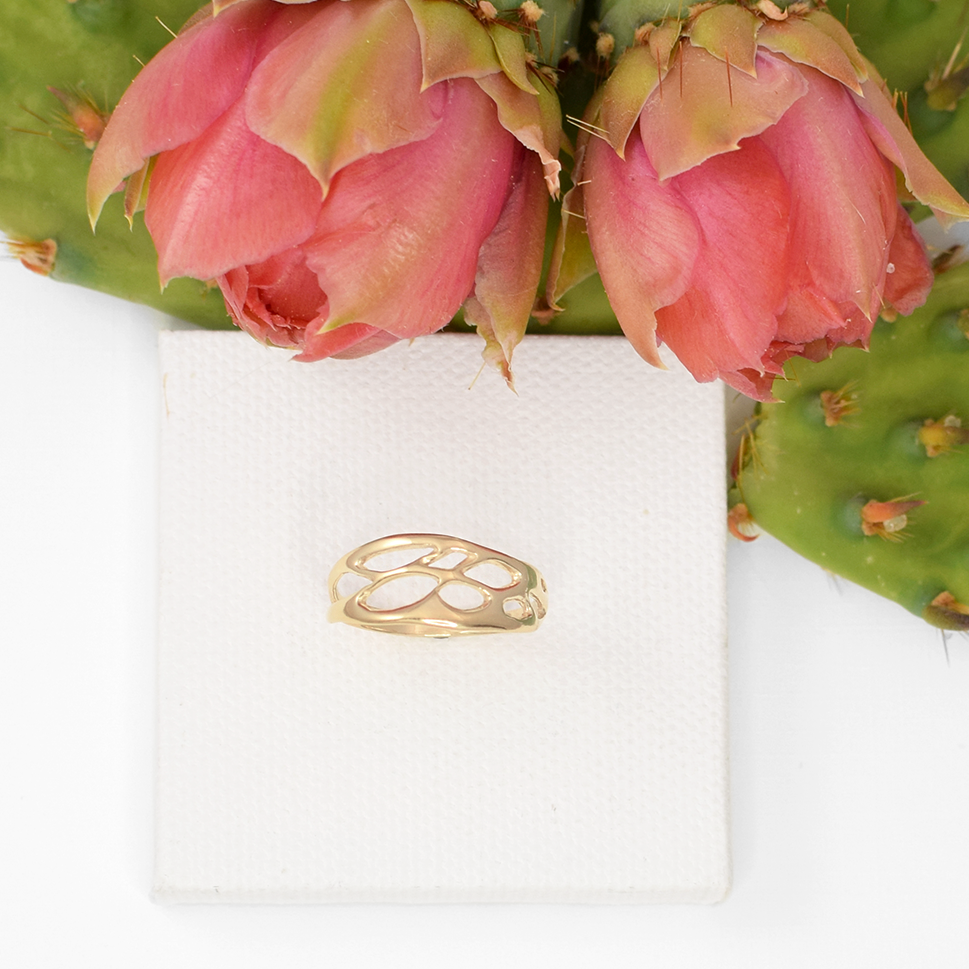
[731,263,969,631]
[0,0,233,328]
[529,0,584,65]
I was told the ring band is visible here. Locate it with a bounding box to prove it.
[328,534,547,638]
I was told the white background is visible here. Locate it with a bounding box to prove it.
[2,258,968,967]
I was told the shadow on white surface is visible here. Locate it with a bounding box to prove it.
[1,261,967,967]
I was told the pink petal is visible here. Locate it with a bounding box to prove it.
[881,207,933,315]
[219,251,401,363]
[88,0,277,225]
[474,71,562,196]
[654,139,791,381]
[250,0,326,64]
[214,0,317,12]
[756,18,865,94]
[774,288,848,344]
[146,100,322,284]
[246,249,327,327]
[583,129,700,367]
[828,304,874,349]
[726,335,837,402]
[299,326,400,362]
[759,65,897,321]
[245,0,445,195]
[852,76,969,227]
[722,366,780,402]
[218,251,326,349]
[772,295,875,380]
[638,47,807,180]
[302,78,515,339]
[463,144,548,381]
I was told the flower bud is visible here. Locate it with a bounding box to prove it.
[88,0,562,381]
[548,3,969,399]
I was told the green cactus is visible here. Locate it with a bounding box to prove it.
[730,262,969,631]
[0,0,234,327]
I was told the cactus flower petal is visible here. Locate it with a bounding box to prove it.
[881,213,935,316]
[689,3,761,77]
[244,0,444,195]
[147,100,322,285]
[214,0,316,11]
[638,47,807,181]
[583,130,699,368]
[219,249,327,349]
[757,18,865,93]
[851,75,969,228]
[649,140,791,383]
[759,66,899,323]
[774,288,849,345]
[303,77,515,339]
[599,44,662,156]
[475,71,562,196]
[403,0,505,88]
[87,0,276,226]
[463,145,549,382]
[220,253,399,361]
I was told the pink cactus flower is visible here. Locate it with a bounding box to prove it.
[548,6,969,400]
[88,0,561,378]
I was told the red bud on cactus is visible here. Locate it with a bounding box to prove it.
[87,0,561,381]
[548,4,969,400]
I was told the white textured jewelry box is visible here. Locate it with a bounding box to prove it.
[155,332,728,903]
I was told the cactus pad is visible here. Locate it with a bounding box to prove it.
[0,0,233,327]
[731,263,969,630]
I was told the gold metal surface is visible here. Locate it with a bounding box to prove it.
[328,534,548,638]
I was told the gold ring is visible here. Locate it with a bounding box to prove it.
[327,534,548,638]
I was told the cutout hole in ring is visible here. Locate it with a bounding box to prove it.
[466,560,519,589]
[364,546,434,572]
[438,582,488,611]
[502,596,533,622]
[335,572,371,599]
[429,550,468,570]
[527,593,547,620]
[360,574,438,611]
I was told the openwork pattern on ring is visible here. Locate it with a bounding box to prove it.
[328,534,548,638]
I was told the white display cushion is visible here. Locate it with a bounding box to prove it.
[155,331,729,904]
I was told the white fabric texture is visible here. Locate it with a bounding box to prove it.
[155,332,728,903]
